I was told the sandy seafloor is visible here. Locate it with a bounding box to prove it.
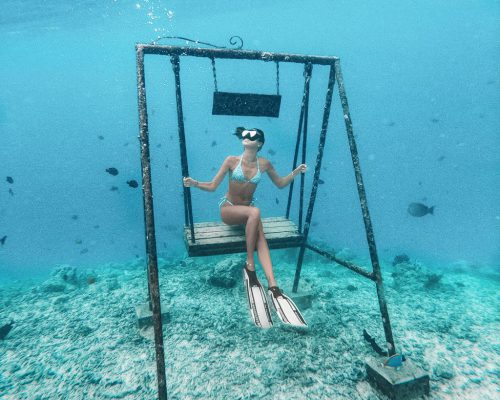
[0,247,498,400]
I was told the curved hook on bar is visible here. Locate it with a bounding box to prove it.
[151,35,243,49]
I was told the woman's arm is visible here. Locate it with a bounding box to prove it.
[183,156,233,192]
[264,159,307,189]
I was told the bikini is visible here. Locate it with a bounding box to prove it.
[219,155,261,208]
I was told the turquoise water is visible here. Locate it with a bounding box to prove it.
[1,1,499,399]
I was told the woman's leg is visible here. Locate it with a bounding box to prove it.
[220,205,261,270]
[255,220,277,287]
[221,206,278,286]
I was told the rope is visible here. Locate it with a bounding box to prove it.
[276,61,280,95]
[211,57,218,92]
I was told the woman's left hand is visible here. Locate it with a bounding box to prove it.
[294,164,307,175]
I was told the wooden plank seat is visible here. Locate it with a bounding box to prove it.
[184,216,304,256]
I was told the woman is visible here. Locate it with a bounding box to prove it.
[183,127,307,327]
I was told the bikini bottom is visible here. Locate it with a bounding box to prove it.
[218,196,256,209]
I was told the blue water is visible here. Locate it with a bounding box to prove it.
[0,1,499,399]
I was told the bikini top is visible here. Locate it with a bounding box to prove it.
[230,155,261,185]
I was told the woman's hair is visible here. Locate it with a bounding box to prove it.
[233,127,265,151]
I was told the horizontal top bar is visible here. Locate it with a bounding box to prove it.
[136,44,339,65]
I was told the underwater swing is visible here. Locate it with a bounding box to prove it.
[182,59,311,256]
[135,43,430,400]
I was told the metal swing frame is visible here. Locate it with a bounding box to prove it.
[135,44,397,400]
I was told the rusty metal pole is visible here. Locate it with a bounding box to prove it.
[292,64,336,293]
[334,59,396,356]
[136,44,168,400]
[171,55,195,243]
[286,66,307,220]
[298,63,312,233]
[141,44,339,65]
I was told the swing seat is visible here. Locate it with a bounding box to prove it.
[212,92,281,117]
[184,216,303,256]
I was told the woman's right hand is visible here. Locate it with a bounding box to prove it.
[183,177,198,187]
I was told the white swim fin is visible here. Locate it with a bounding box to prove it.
[243,267,273,328]
[267,286,308,327]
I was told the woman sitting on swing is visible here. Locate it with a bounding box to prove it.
[183,127,308,327]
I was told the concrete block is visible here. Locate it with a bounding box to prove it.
[365,356,430,400]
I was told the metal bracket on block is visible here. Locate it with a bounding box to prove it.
[289,292,314,311]
[365,357,430,400]
[135,302,170,329]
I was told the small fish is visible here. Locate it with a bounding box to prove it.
[318,179,325,184]
[430,118,439,123]
[0,235,6,246]
[80,248,89,254]
[268,149,276,156]
[211,140,217,147]
[124,142,129,146]
[93,225,100,229]
[275,197,279,204]
[110,186,119,191]
[165,164,169,169]
[97,135,104,140]
[127,180,139,188]
[384,354,406,368]
[387,121,395,127]
[157,143,162,148]
[437,155,445,162]
[0,321,14,340]
[71,215,78,220]
[6,176,14,184]
[75,239,82,244]
[106,167,119,176]
[407,202,434,217]
[211,167,216,171]
[8,188,14,196]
